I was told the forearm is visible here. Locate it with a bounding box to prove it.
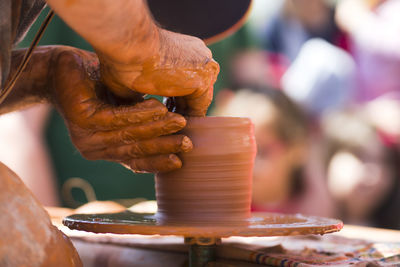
[46,0,160,65]
[0,46,63,115]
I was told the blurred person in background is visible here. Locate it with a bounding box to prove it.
[261,0,348,62]
[211,0,400,228]
[321,106,400,229]
[336,0,400,102]
[221,49,289,92]
[214,87,336,217]
[334,0,400,229]
[233,0,355,119]
[281,38,356,118]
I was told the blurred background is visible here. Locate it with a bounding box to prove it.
[4,0,400,230]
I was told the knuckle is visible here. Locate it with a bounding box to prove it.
[68,106,98,130]
[144,98,165,110]
[56,50,78,66]
[151,106,168,121]
[158,104,168,115]
[145,98,162,106]
[119,142,142,158]
[119,130,137,144]
[207,60,220,75]
[130,142,144,157]
[152,113,163,121]
[142,99,168,117]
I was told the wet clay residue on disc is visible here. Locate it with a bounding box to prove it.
[155,117,257,224]
[63,211,343,237]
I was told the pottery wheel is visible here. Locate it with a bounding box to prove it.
[63,117,343,266]
[63,210,343,267]
[63,211,343,237]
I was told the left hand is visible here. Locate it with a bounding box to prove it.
[49,47,192,173]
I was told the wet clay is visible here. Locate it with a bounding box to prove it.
[0,162,82,267]
[155,117,257,224]
[63,211,343,237]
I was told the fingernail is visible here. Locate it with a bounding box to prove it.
[173,114,187,126]
[181,136,193,152]
[168,154,182,168]
[167,115,186,130]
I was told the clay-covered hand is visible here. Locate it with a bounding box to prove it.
[99,29,220,116]
[50,47,192,173]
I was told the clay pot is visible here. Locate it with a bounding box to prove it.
[155,117,256,225]
[0,162,82,267]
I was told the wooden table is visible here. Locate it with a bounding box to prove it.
[46,207,400,267]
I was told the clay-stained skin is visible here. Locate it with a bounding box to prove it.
[36,0,220,168]
[156,117,257,224]
[1,46,194,173]
[51,48,192,173]
[100,29,220,117]
[44,0,220,116]
[0,162,82,267]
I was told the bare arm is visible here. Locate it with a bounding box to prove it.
[0,47,55,115]
[45,0,219,115]
[1,46,190,173]
[45,0,159,65]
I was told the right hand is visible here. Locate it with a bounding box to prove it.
[99,28,220,117]
[50,47,193,173]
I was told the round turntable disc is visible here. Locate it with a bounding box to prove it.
[63,211,343,238]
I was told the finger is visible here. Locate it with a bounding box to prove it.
[182,85,213,116]
[54,53,168,129]
[123,154,182,173]
[84,98,168,130]
[83,135,192,160]
[181,61,219,116]
[132,60,219,98]
[77,112,187,149]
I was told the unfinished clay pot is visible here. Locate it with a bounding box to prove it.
[0,162,82,267]
[155,117,256,224]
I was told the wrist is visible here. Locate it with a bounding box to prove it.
[46,46,86,104]
[0,46,60,114]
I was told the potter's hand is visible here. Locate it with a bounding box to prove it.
[51,48,192,173]
[46,0,219,116]
[99,29,220,116]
